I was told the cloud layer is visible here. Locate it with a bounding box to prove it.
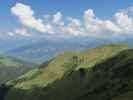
[11,3,46,33]
[8,28,31,37]
[10,3,133,37]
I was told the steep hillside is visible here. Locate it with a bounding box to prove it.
[3,44,133,100]
[6,44,128,89]
[0,55,35,85]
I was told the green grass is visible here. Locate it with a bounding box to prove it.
[6,44,128,90]
[0,55,34,85]
[4,44,133,100]
[0,56,23,68]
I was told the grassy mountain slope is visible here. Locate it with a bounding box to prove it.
[3,44,133,100]
[7,44,128,89]
[0,55,35,85]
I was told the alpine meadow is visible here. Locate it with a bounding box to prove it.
[1,0,133,100]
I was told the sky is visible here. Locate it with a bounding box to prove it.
[0,0,133,39]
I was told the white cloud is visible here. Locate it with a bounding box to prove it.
[120,6,133,16]
[7,32,14,36]
[11,3,46,32]
[8,28,31,37]
[63,17,83,36]
[101,20,121,33]
[82,9,121,36]
[10,3,133,38]
[45,24,54,34]
[15,28,31,36]
[46,7,133,37]
[52,12,64,26]
[115,11,133,33]
[84,9,95,29]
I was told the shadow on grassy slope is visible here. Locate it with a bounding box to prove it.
[2,49,133,100]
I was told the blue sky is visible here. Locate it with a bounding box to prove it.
[0,0,133,38]
[1,0,133,17]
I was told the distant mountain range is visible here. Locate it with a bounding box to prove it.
[0,55,35,85]
[2,36,133,64]
[2,44,133,100]
[6,37,114,64]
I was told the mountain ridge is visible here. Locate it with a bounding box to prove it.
[0,55,35,85]
[2,44,133,100]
